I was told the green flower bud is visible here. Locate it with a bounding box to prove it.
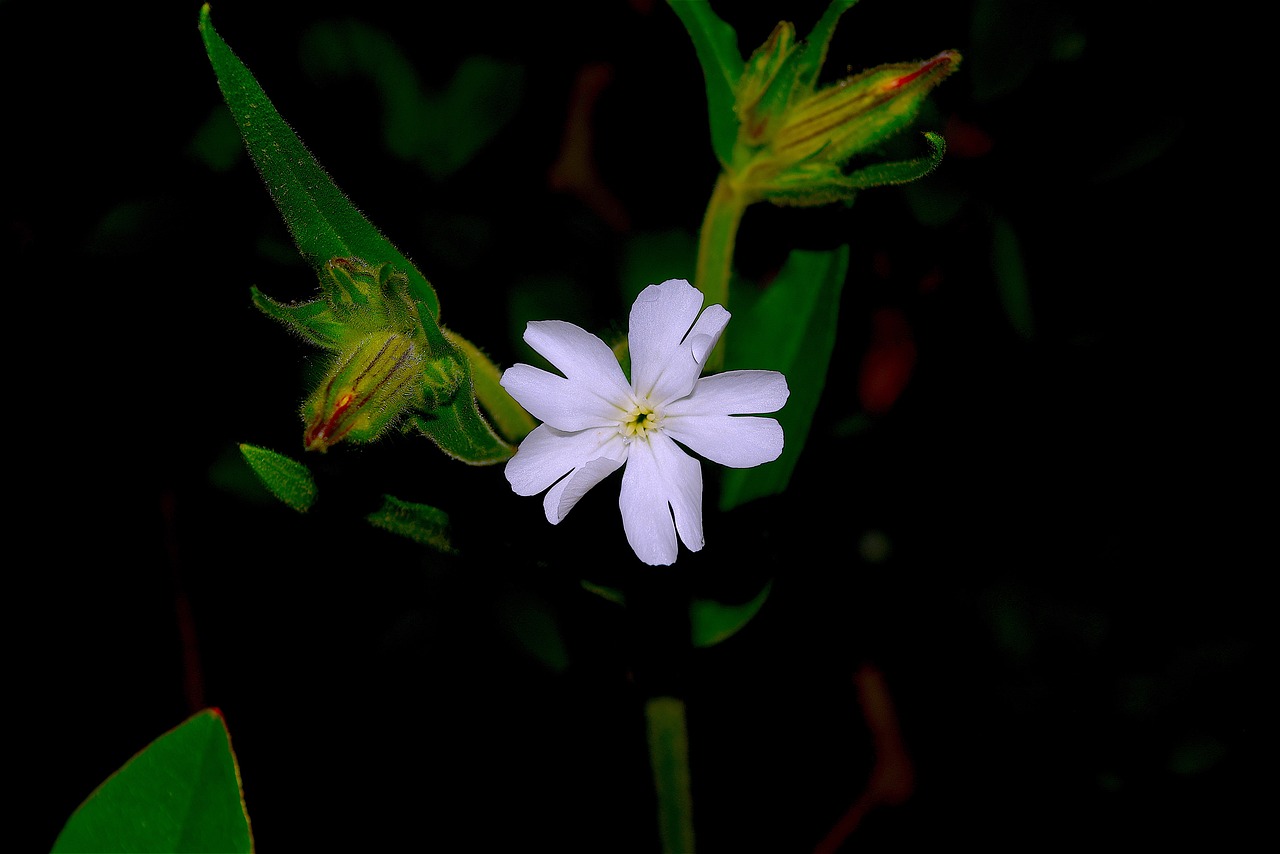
[303,330,423,452]
[723,2,961,207]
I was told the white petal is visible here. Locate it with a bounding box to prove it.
[618,434,704,565]
[504,423,625,497]
[501,364,625,432]
[665,370,790,416]
[663,414,784,468]
[543,455,625,524]
[523,320,632,394]
[628,280,705,399]
[648,304,730,405]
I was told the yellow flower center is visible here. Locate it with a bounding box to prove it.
[621,403,661,442]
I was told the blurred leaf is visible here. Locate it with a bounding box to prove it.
[580,579,627,607]
[186,105,243,172]
[720,246,849,510]
[239,443,317,512]
[990,213,1035,340]
[619,229,699,307]
[1167,736,1227,775]
[300,20,523,181]
[691,580,772,647]
[968,0,1082,102]
[52,709,252,854]
[666,0,743,167]
[496,590,569,673]
[367,493,457,554]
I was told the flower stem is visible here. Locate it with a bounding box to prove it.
[645,695,696,854]
[694,173,751,372]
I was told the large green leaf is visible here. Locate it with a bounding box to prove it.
[665,0,743,168]
[720,246,848,510]
[52,709,252,854]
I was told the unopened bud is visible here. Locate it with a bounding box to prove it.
[303,330,423,452]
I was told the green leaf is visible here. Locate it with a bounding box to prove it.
[199,4,441,320]
[239,443,317,512]
[52,709,252,854]
[666,0,743,167]
[720,245,848,510]
[367,494,457,554]
[990,213,1035,340]
[691,580,772,647]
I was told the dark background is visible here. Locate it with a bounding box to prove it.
[7,1,1255,851]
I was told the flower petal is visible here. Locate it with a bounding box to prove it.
[504,423,626,498]
[628,280,708,400]
[618,434,704,565]
[663,414,784,468]
[523,320,632,395]
[501,364,624,432]
[666,370,790,416]
[543,455,624,524]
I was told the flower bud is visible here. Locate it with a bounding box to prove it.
[303,330,423,452]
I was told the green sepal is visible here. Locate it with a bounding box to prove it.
[249,286,345,350]
[238,443,318,512]
[734,22,806,148]
[764,131,948,207]
[665,0,744,168]
[794,0,862,90]
[51,710,252,854]
[367,494,458,554]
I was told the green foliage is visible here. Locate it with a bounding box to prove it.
[52,710,252,854]
[690,580,773,647]
[366,494,457,553]
[239,443,317,512]
[199,4,521,463]
[301,20,523,181]
[720,246,848,510]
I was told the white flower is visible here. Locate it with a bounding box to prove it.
[500,278,789,565]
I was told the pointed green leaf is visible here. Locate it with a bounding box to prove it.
[691,580,772,647]
[367,494,457,553]
[720,246,848,510]
[239,443,317,512]
[666,0,743,166]
[52,709,252,854]
[199,4,440,320]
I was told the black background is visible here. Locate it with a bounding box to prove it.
[6,1,1256,851]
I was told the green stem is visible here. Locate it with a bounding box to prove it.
[694,173,751,372]
[645,696,696,854]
